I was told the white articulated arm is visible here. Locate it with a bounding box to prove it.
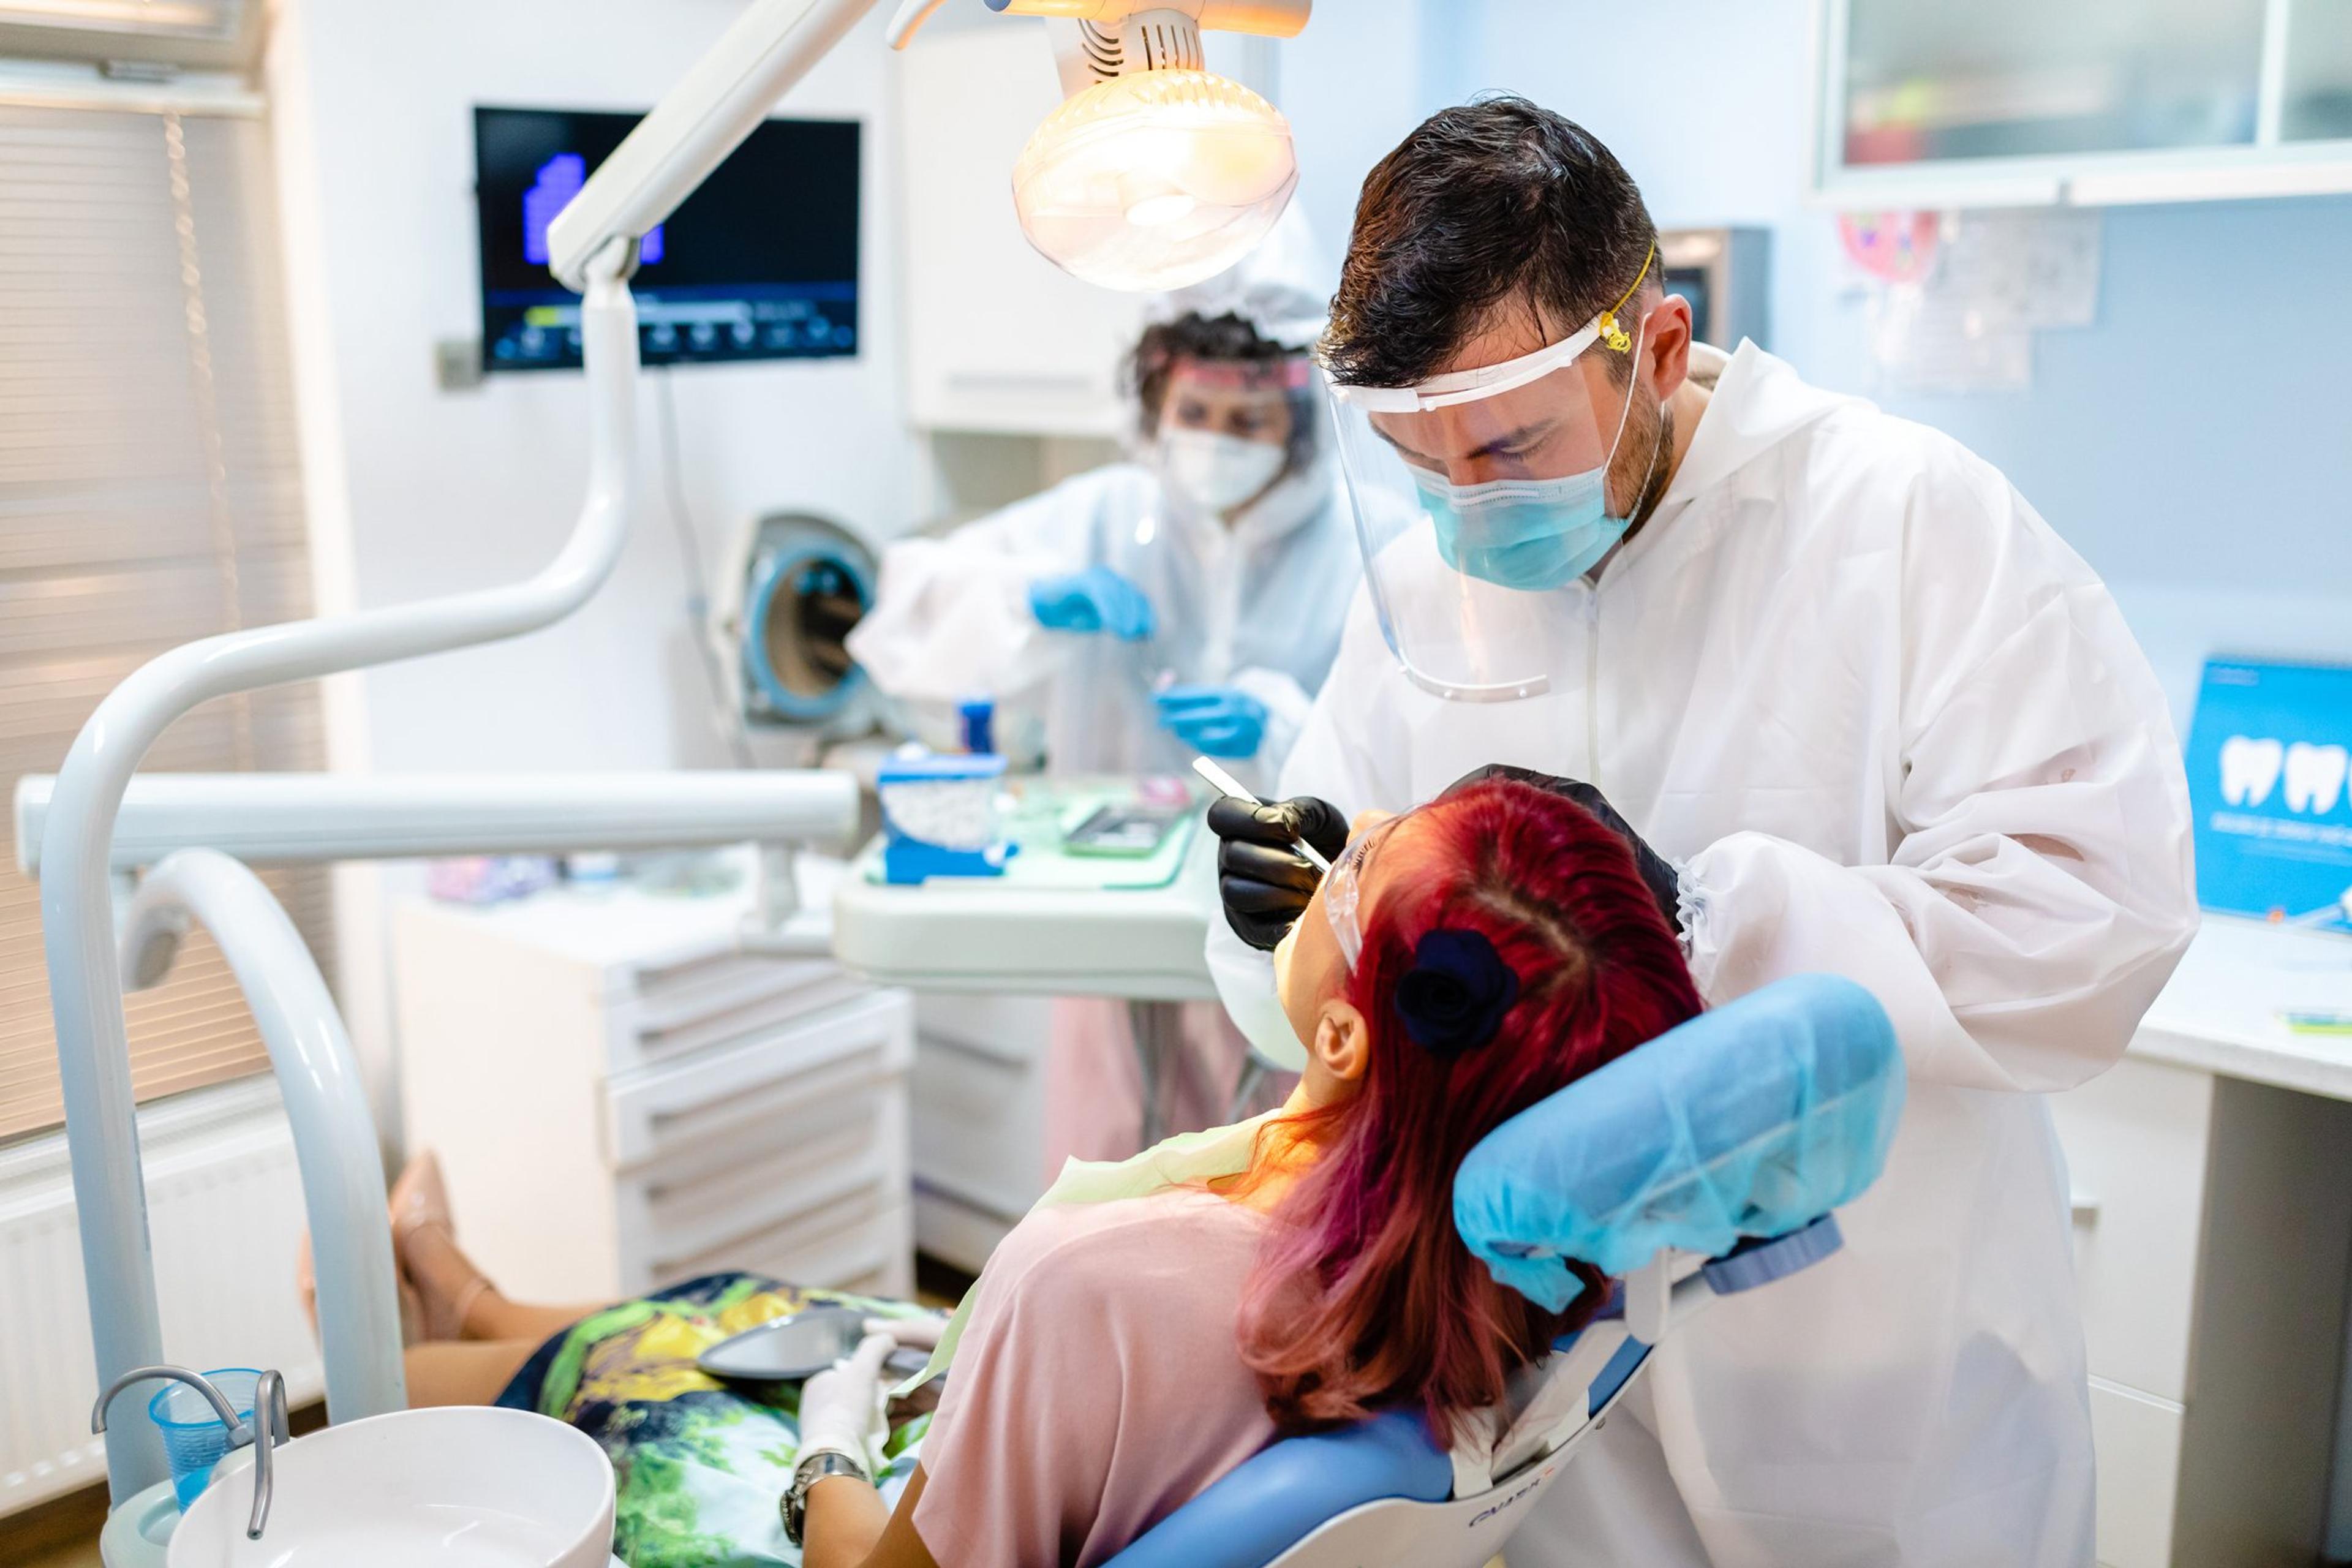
[120,852,407,1430]
[548,0,884,290]
[45,252,636,1502]
[15,771,858,873]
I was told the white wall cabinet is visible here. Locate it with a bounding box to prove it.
[895,18,1145,437]
[396,884,915,1306]
[1815,0,2352,205]
[2048,1054,2352,1567]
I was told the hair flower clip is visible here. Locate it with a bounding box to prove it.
[1393,929,1521,1059]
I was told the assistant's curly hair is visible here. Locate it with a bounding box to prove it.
[1123,311,1316,470]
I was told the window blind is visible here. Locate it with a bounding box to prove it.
[0,2,260,69]
[0,99,332,1143]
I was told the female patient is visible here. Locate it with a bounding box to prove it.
[372,777,1702,1567]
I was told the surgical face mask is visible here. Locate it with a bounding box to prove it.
[1161,427,1286,513]
[1409,465,1629,592]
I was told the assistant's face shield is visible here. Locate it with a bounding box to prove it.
[1322,249,1659,702]
[1152,353,1325,517]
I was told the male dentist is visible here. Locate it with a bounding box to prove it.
[1208,97,2197,1566]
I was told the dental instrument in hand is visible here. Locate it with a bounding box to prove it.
[1192,756,1330,872]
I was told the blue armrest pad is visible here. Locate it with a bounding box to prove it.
[1104,1410,1452,1568]
[1453,973,1905,1310]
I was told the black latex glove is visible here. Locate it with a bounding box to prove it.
[1207,794,1352,951]
[1445,764,1683,932]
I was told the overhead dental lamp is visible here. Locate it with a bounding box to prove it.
[986,1,1308,291]
[550,0,1308,296]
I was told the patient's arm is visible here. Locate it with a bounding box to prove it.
[805,1463,940,1568]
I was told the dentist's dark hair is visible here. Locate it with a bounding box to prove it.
[1324,96,1659,388]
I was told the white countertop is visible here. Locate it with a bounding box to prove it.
[2132,915,2352,1100]
[394,846,842,971]
[404,859,2352,1101]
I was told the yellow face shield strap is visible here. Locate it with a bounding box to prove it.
[1596,242,1656,356]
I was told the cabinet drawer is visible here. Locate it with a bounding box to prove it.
[2046,1056,2214,1404]
[611,953,880,1075]
[641,1182,911,1298]
[912,1031,1048,1220]
[2089,1378,2182,1568]
[912,991,1055,1064]
[621,1087,897,1266]
[914,1183,1018,1278]
[602,989,914,1169]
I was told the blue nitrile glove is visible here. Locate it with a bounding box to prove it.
[1028,567,1156,641]
[1155,684,1268,758]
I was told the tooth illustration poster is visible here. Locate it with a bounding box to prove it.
[2185,658,2352,925]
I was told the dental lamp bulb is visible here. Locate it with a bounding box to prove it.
[1012,67,1297,292]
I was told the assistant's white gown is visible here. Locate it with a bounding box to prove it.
[1209,343,2198,1566]
[848,458,1357,791]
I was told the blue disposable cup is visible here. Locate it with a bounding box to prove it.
[150,1369,260,1512]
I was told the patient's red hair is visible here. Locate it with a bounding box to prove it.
[1235,778,1702,1441]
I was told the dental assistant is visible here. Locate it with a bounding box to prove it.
[848,208,1359,786]
[850,213,1362,1169]
[1207,100,2198,1567]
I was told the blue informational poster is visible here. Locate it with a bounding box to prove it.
[2183,658,2352,925]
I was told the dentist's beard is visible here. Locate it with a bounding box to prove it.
[1608,383,1675,546]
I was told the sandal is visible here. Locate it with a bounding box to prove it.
[389,1151,493,1341]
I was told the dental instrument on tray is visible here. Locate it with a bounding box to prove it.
[1191,755,1330,873]
[696,1306,944,1385]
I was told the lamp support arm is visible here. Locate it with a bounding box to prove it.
[45,254,638,1504]
[548,0,884,290]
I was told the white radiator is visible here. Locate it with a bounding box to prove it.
[0,1077,325,1518]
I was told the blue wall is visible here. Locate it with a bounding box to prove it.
[1280,0,2352,718]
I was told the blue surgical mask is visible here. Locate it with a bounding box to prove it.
[1410,466,1629,591]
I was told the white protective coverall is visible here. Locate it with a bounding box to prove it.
[850,219,1362,1168]
[1208,342,2199,1566]
[845,456,1356,788]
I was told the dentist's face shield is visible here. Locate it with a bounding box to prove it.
[1324,295,1649,703]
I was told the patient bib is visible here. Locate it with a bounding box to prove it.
[898,1110,1283,1395]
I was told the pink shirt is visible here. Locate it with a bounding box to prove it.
[912,1188,1275,1567]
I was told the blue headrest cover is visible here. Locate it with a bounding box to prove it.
[1453,973,1905,1311]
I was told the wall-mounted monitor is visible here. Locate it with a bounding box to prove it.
[474,106,859,374]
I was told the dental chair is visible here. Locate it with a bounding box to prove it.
[1105,972,1905,1568]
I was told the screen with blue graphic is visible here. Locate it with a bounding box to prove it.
[2184,658,2352,927]
[475,107,858,372]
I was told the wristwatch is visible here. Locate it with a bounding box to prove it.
[783,1446,872,1547]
